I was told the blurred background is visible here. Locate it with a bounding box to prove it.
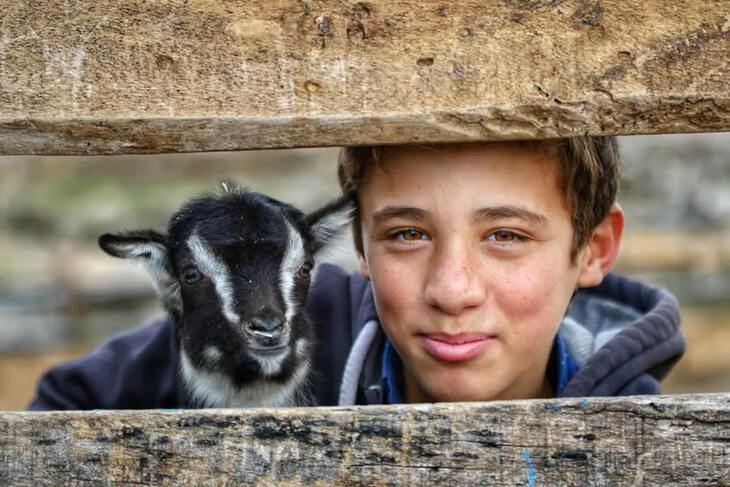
[1,133,728,410]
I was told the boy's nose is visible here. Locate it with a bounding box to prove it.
[423,244,486,315]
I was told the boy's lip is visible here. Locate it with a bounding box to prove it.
[419,332,496,362]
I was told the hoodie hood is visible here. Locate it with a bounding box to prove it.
[559,272,684,397]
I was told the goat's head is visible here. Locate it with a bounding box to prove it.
[98,183,353,391]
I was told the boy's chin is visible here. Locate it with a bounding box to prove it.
[416,372,552,403]
[415,375,507,403]
[425,389,498,403]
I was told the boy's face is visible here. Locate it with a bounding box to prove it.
[357,143,595,402]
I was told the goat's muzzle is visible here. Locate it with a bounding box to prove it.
[244,315,287,348]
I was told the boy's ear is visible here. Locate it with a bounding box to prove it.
[357,251,371,281]
[577,203,624,288]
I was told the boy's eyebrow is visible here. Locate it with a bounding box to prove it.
[371,206,429,224]
[370,205,549,227]
[472,206,549,226]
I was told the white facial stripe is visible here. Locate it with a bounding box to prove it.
[280,221,305,324]
[187,233,240,324]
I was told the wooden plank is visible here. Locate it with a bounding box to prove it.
[0,1,728,155]
[1,394,728,485]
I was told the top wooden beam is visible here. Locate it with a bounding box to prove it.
[0,0,728,155]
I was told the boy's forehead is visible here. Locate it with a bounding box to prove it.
[382,140,555,161]
[357,141,568,223]
[365,141,559,185]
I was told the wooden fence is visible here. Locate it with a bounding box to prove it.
[1,0,728,155]
[2,394,729,485]
[1,0,729,485]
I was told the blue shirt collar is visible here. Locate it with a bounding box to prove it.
[381,339,405,404]
[380,332,579,404]
[551,330,580,396]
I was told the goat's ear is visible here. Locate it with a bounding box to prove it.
[305,191,355,254]
[98,230,182,315]
[99,229,168,263]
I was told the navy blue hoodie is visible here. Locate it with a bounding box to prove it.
[28,264,684,410]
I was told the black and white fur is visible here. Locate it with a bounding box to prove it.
[99,183,353,408]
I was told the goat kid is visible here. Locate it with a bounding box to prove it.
[99,184,353,408]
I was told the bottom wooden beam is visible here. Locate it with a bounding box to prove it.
[1,394,728,486]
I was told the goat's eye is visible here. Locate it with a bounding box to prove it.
[296,262,313,280]
[182,265,202,284]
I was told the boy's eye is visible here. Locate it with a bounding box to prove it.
[487,230,521,243]
[394,229,430,241]
[494,231,516,242]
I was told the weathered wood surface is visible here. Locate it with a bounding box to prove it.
[1,394,728,486]
[0,1,728,155]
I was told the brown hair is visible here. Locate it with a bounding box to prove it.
[337,137,619,260]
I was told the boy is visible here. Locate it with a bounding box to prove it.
[28,137,685,409]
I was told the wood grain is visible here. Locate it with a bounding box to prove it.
[1,394,728,485]
[0,1,728,154]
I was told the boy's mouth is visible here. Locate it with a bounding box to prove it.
[419,332,496,362]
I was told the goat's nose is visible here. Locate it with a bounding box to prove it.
[247,316,284,338]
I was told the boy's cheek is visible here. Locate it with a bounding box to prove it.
[485,262,563,316]
[368,255,426,332]
[369,260,418,309]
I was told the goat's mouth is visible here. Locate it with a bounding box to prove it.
[248,344,289,355]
